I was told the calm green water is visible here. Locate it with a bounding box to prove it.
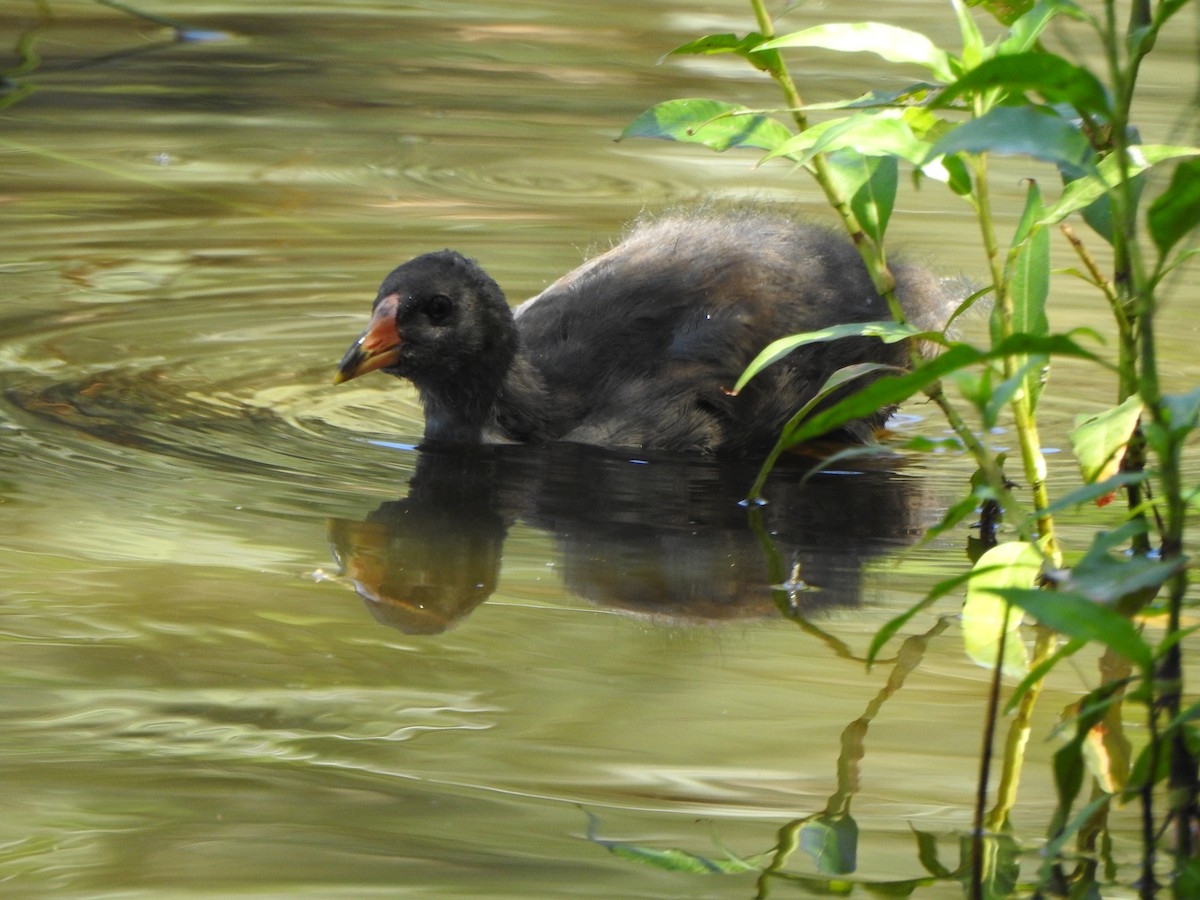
[2,1,1198,897]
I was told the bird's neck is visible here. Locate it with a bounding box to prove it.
[418,361,510,445]
[417,347,558,445]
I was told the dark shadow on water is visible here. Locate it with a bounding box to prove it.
[3,368,936,636]
[327,442,936,634]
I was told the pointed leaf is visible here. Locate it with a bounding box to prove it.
[942,153,973,195]
[1162,386,1200,436]
[585,811,763,874]
[953,0,987,69]
[1008,180,1051,337]
[1038,471,1148,517]
[1004,181,1051,410]
[1046,523,1184,613]
[1004,636,1088,713]
[984,357,1045,427]
[732,320,923,394]
[773,332,1106,449]
[1041,145,1200,226]
[926,106,1093,170]
[932,52,1111,118]
[800,83,943,111]
[1159,0,1194,28]
[621,99,793,153]
[868,569,978,666]
[757,22,954,81]
[993,587,1154,669]
[763,111,931,166]
[1148,157,1200,258]
[666,32,784,77]
[825,150,898,245]
[997,0,1090,52]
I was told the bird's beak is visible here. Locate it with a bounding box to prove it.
[334,293,402,384]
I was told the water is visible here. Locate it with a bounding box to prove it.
[2,1,1198,897]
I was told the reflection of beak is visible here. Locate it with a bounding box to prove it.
[334,293,401,384]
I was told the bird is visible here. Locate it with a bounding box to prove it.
[334,209,960,456]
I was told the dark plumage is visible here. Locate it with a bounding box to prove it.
[335,211,960,456]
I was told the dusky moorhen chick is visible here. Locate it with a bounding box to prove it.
[335,210,959,456]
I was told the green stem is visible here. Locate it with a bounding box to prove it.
[741,0,993,502]
[1102,0,1198,869]
[746,0,892,297]
[970,153,1061,564]
[986,627,1058,832]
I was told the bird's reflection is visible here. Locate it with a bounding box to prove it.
[327,443,933,633]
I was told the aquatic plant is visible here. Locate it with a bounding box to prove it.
[625,0,1200,895]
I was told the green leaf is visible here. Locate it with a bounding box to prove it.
[1124,738,1171,802]
[984,357,1044,427]
[1069,395,1144,484]
[1046,523,1184,614]
[926,106,1093,170]
[621,99,793,153]
[757,22,955,82]
[732,320,923,394]
[1161,386,1200,436]
[668,33,754,56]
[770,332,1106,450]
[868,568,980,666]
[762,111,931,166]
[997,0,1091,52]
[1008,180,1051,337]
[666,32,784,78]
[932,52,1111,118]
[799,83,943,112]
[1147,157,1200,258]
[1063,164,1146,246]
[1159,0,1194,29]
[1177,857,1200,900]
[1002,180,1051,411]
[1040,145,1200,226]
[963,542,1040,675]
[825,151,898,245]
[953,0,987,69]
[1004,636,1088,713]
[1036,471,1149,517]
[993,587,1154,669]
[941,153,973,195]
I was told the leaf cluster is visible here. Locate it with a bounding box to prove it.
[624,0,1200,892]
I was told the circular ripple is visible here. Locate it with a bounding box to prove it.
[401,157,698,208]
[0,302,428,501]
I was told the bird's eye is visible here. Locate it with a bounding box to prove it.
[424,294,453,324]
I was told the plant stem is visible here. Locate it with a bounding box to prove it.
[986,627,1058,832]
[970,153,1061,564]
[1102,0,1199,869]
[746,0,893,296]
[742,0,999,505]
